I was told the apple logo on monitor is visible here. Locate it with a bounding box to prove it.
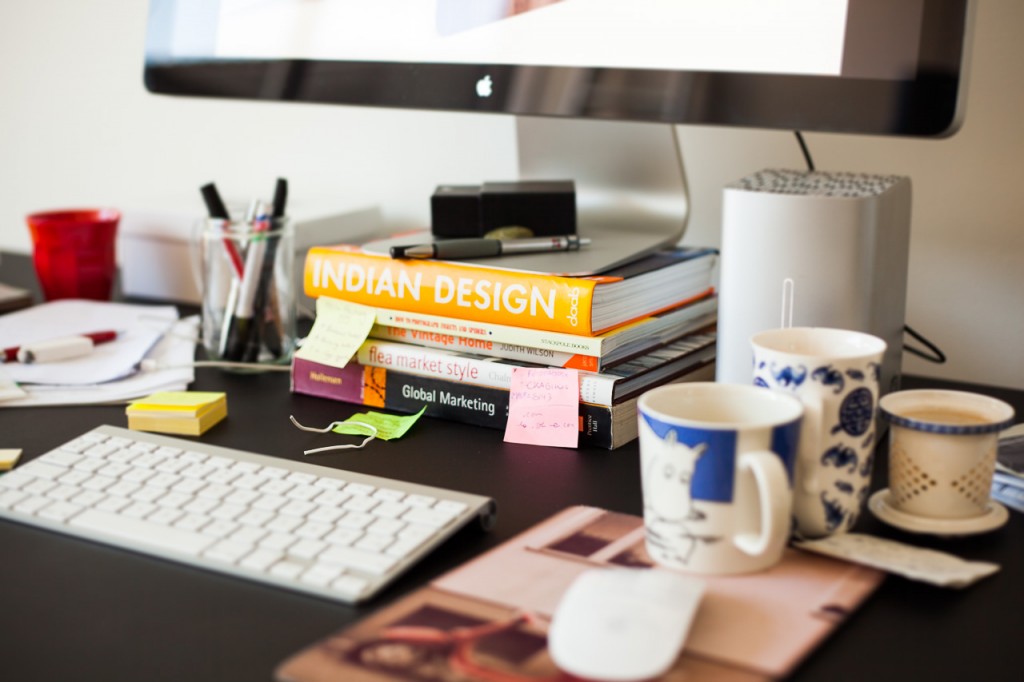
[476,75,493,98]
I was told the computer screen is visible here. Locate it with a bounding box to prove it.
[144,0,973,273]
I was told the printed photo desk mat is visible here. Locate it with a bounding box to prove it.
[277,506,883,682]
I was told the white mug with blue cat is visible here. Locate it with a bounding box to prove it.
[637,383,803,575]
[751,327,886,539]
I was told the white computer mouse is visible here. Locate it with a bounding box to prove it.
[548,567,705,682]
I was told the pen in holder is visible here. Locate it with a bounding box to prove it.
[197,214,296,367]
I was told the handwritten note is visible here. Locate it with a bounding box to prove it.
[295,298,375,369]
[333,406,428,441]
[504,367,579,448]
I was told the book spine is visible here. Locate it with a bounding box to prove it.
[304,245,602,334]
[370,325,600,371]
[369,295,718,363]
[370,305,609,354]
[356,338,618,406]
[291,356,622,448]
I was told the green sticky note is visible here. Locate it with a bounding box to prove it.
[332,406,427,441]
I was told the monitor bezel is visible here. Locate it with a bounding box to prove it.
[144,0,971,137]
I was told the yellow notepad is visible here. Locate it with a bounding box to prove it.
[126,391,227,436]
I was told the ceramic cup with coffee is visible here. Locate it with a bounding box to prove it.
[878,389,1014,520]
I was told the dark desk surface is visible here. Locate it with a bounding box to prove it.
[1,254,1021,681]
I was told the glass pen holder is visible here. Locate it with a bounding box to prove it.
[196,216,296,367]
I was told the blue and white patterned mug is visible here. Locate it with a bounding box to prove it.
[751,327,886,538]
[637,383,803,575]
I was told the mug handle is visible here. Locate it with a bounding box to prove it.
[733,451,790,557]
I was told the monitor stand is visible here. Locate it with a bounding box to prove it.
[363,117,689,275]
[514,116,689,274]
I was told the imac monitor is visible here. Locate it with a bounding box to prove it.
[144,0,972,273]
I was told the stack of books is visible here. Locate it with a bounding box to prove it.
[291,243,718,448]
[126,391,228,436]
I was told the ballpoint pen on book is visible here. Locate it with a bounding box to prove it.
[2,330,119,364]
[391,235,591,260]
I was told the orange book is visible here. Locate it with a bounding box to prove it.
[304,244,716,336]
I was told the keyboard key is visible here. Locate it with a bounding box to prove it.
[230,526,267,547]
[18,461,67,481]
[402,507,458,528]
[405,494,436,508]
[300,563,343,588]
[148,507,185,526]
[345,483,375,497]
[37,501,84,523]
[204,540,253,565]
[260,532,297,552]
[24,479,58,497]
[289,538,327,561]
[39,450,83,468]
[241,548,284,572]
[354,534,394,553]
[269,561,305,580]
[0,490,28,509]
[330,575,370,598]
[70,508,215,556]
[373,488,406,503]
[343,496,379,513]
[95,496,132,513]
[320,546,398,575]
[174,514,211,533]
[14,496,52,515]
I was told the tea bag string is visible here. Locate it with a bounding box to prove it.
[288,415,377,454]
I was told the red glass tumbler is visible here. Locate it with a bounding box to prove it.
[26,209,120,301]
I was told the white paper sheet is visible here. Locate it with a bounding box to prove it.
[0,300,178,385]
[0,304,198,407]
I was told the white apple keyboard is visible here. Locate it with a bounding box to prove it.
[0,425,496,604]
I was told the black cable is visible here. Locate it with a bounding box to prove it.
[794,131,815,172]
[904,325,947,364]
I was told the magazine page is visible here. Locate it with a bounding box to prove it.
[277,506,883,681]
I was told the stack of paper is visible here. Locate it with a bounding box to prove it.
[126,391,227,436]
[0,300,197,407]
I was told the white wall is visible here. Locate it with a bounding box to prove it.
[1,1,1021,390]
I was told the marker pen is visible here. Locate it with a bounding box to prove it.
[3,330,119,364]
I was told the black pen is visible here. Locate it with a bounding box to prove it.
[200,182,231,219]
[250,179,288,359]
[391,235,590,260]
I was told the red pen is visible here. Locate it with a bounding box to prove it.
[2,330,119,364]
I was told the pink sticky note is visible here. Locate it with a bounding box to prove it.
[504,367,579,448]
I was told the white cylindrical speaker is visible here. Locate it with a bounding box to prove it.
[715,169,912,394]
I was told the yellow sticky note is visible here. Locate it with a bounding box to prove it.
[333,406,427,441]
[0,449,23,471]
[295,298,376,369]
[128,391,226,413]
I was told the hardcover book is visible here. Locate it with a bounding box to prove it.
[276,506,884,682]
[290,356,715,449]
[303,245,716,335]
[369,295,718,371]
[354,331,717,406]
